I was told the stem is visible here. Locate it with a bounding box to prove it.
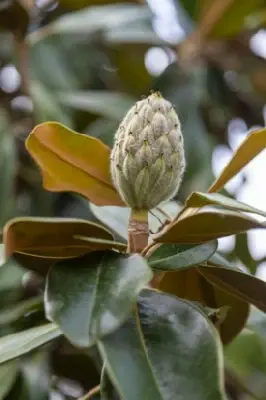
[156,206,171,221]
[127,209,149,253]
[14,34,30,96]
[78,385,100,400]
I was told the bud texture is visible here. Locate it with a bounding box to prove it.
[110,92,185,210]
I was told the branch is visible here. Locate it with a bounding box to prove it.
[78,385,100,400]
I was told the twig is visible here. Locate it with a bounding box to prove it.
[156,206,171,221]
[13,34,30,97]
[78,385,100,400]
[127,210,149,253]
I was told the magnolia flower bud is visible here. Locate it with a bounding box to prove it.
[110,92,185,210]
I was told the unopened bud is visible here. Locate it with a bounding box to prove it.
[110,92,185,210]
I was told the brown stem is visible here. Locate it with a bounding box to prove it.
[127,210,149,253]
[156,206,171,221]
[78,384,100,400]
[14,34,30,96]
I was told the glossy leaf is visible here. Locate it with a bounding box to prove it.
[158,268,249,344]
[4,216,113,258]
[208,128,266,193]
[209,252,233,269]
[0,361,18,400]
[31,81,73,127]
[100,364,119,400]
[99,289,226,400]
[45,251,152,347]
[105,24,164,46]
[148,241,218,271]
[225,328,266,377]
[198,264,266,312]
[26,122,123,206]
[58,91,134,119]
[0,296,43,328]
[4,372,29,400]
[30,4,151,43]
[0,323,61,364]
[155,210,264,244]
[186,191,266,217]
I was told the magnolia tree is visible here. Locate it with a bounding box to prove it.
[1,91,266,399]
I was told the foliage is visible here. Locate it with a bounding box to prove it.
[1,0,266,399]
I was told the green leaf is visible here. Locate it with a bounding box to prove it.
[0,296,43,328]
[198,264,266,312]
[29,4,152,43]
[225,328,266,377]
[0,361,18,399]
[45,251,153,347]
[90,204,129,240]
[31,81,73,127]
[105,24,164,46]
[177,0,199,20]
[99,289,226,400]
[186,191,266,217]
[148,241,218,271]
[58,91,135,120]
[247,307,266,339]
[208,253,234,269]
[0,323,61,364]
[155,210,264,244]
[100,364,119,400]
[208,128,266,193]
[4,372,29,400]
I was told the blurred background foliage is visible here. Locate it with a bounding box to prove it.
[1,0,266,398]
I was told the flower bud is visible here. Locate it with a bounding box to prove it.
[110,92,185,210]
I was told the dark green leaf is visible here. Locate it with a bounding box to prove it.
[100,364,119,400]
[58,91,135,120]
[0,296,43,328]
[99,289,226,400]
[177,0,199,20]
[225,328,266,377]
[45,251,152,347]
[29,4,152,43]
[149,240,218,271]
[0,361,18,399]
[4,371,29,400]
[0,323,61,364]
